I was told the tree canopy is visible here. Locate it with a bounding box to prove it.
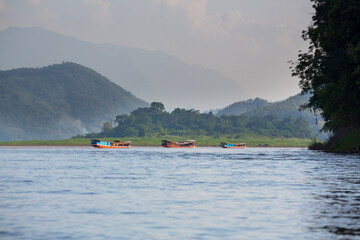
[216,93,327,138]
[291,0,360,132]
[85,102,313,139]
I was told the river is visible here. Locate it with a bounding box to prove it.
[0,147,359,239]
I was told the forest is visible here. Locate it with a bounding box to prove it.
[84,102,313,139]
[291,0,360,152]
[216,93,326,139]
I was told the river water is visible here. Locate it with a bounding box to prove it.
[0,147,359,239]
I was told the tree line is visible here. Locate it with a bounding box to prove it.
[291,0,360,151]
[82,102,313,139]
[292,0,360,134]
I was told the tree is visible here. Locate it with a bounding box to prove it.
[115,114,128,125]
[150,102,165,112]
[291,0,360,133]
[101,121,113,135]
[124,127,139,137]
[92,104,313,139]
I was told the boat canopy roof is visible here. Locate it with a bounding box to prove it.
[162,139,195,143]
[221,142,246,145]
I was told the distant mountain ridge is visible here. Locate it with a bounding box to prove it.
[0,63,148,141]
[216,98,271,116]
[217,93,327,139]
[0,27,247,110]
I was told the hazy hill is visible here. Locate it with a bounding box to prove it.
[0,63,148,141]
[216,98,271,116]
[217,93,327,139]
[0,27,246,110]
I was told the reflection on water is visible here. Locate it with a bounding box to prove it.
[0,147,359,239]
[306,154,360,237]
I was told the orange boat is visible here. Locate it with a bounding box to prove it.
[220,142,246,148]
[161,140,196,148]
[91,139,131,148]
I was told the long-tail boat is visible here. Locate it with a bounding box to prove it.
[220,142,246,148]
[161,140,196,148]
[91,139,131,148]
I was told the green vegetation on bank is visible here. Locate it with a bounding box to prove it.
[309,129,360,153]
[216,93,327,139]
[82,102,313,140]
[0,137,312,147]
[292,0,360,153]
[0,99,313,147]
[328,129,360,153]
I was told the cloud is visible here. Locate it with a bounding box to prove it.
[26,0,43,6]
[83,0,112,24]
[31,3,58,23]
[0,0,58,29]
[0,0,9,12]
[1,0,312,101]
[164,0,207,28]
[152,0,243,35]
[215,10,243,32]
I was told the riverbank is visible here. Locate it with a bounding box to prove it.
[309,128,360,153]
[327,129,360,153]
[0,137,312,147]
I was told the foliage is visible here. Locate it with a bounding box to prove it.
[217,98,270,116]
[291,0,360,132]
[87,103,313,139]
[308,139,328,150]
[327,128,360,153]
[217,93,327,139]
[0,62,148,141]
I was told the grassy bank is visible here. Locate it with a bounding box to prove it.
[0,136,312,147]
[327,129,360,153]
[308,129,360,153]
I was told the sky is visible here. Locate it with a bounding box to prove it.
[0,0,314,101]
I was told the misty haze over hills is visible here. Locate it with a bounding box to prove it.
[0,62,322,141]
[0,63,147,141]
[0,27,323,141]
[0,27,247,110]
[216,93,328,139]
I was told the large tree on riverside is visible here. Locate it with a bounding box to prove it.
[292,0,360,133]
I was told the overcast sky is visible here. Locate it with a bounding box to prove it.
[0,0,314,101]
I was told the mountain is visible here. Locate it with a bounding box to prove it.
[0,27,246,110]
[216,98,271,116]
[217,93,328,139]
[0,63,148,141]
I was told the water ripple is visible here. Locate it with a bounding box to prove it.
[0,146,359,239]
